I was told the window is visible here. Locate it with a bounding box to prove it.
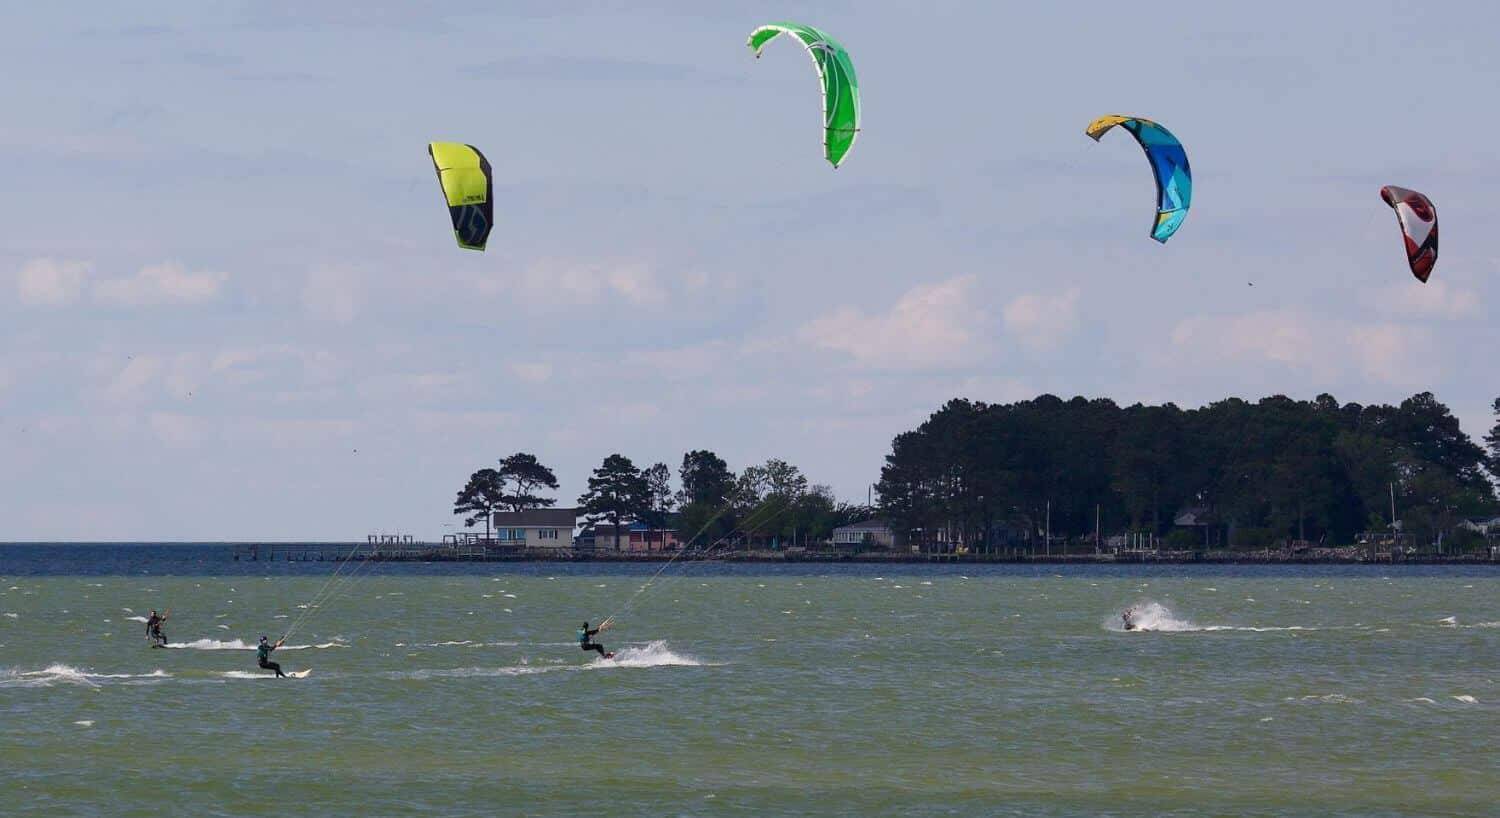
[538,528,559,540]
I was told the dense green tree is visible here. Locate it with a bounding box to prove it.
[496,452,559,511]
[1486,397,1500,478]
[677,450,735,507]
[578,454,648,551]
[875,392,1496,553]
[641,462,675,547]
[453,468,505,538]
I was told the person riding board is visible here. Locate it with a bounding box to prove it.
[145,609,169,646]
[577,619,614,659]
[1122,608,1136,631]
[257,635,286,678]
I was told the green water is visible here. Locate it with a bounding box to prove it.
[3,570,1498,816]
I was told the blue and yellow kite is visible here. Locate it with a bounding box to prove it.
[1086,115,1192,243]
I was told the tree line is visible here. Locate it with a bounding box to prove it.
[454,450,873,549]
[876,392,1500,553]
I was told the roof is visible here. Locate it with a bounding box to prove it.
[492,507,578,527]
[627,521,677,533]
[1174,507,1214,526]
[833,519,890,532]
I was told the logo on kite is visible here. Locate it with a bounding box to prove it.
[747,22,860,168]
[427,142,494,252]
[1086,115,1192,243]
[1378,186,1438,283]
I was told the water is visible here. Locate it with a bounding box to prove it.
[3,547,1498,816]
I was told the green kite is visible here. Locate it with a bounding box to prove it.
[748,23,860,168]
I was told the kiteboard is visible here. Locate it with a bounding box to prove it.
[287,669,312,679]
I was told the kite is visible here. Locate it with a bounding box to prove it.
[1086,115,1192,243]
[427,142,493,251]
[1379,186,1438,282]
[748,23,860,168]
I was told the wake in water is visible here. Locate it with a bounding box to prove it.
[163,638,346,651]
[390,641,711,681]
[1108,601,1317,633]
[589,640,702,669]
[1109,601,1199,632]
[1,664,170,688]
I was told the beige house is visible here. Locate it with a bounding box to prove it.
[491,508,577,549]
[831,519,901,550]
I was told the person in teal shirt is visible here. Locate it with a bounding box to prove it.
[257,635,286,677]
[577,620,612,659]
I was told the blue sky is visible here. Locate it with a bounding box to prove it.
[2,2,1496,539]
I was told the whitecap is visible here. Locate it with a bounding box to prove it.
[74,720,94,727]
[1452,695,1478,704]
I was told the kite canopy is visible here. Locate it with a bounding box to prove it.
[1379,185,1438,283]
[1086,115,1192,243]
[427,142,493,251]
[748,22,860,168]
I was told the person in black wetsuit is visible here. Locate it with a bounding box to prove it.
[1122,608,1136,631]
[145,610,169,646]
[577,620,613,659]
[257,635,286,677]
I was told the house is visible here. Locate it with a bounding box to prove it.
[490,508,577,549]
[627,521,679,552]
[581,521,679,552]
[1460,516,1500,536]
[1172,506,1220,547]
[831,519,901,550]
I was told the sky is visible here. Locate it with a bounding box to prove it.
[2,2,1497,540]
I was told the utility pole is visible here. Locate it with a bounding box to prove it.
[1389,481,1398,562]
[1045,500,1051,557]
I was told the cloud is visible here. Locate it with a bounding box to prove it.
[93,262,227,306]
[491,259,666,308]
[1347,325,1435,386]
[461,55,738,85]
[1364,280,1480,320]
[1168,309,1436,387]
[104,356,166,402]
[625,341,732,380]
[302,266,360,324]
[1002,287,1081,351]
[16,258,92,306]
[149,412,209,448]
[508,362,553,383]
[801,276,986,370]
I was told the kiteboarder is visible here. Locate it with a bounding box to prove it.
[257,635,286,678]
[577,620,613,659]
[145,609,169,646]
[1122,608,1137,631]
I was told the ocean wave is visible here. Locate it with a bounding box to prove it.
[1287,693,1361,704]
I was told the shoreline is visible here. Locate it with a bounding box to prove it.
[3,542,1495,566]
